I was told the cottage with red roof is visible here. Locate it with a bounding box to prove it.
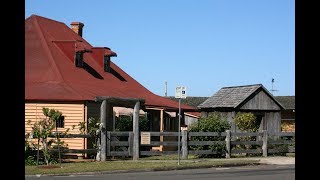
[25,15,197,158]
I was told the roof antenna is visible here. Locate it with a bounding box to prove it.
[270,78,278,95]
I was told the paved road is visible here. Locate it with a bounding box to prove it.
[25,164,295,180]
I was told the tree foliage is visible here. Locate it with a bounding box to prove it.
[115,115,149,131]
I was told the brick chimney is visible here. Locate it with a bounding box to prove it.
[70,22,84,37]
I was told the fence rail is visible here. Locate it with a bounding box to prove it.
[32,131,295,159]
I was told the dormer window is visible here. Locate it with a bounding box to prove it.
[75,49,92,68]
[104,56,111,72]
[102,47,116,72]
[75,51,84,67]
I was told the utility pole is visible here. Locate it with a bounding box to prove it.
[165,81,167,97]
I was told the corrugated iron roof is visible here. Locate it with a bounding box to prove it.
[25,15,195,111]
[197,84,284,109]
[274,96,295,110]
[165,96,209,108]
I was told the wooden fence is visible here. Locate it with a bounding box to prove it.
[134,130,294,158]
[46,130,294,159]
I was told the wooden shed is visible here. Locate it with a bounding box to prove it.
[197,84,284,134]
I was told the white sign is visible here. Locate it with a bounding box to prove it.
[180,126,188,131]
[140,132,151,144]
[175,86,187,99]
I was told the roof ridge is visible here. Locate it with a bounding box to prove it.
[221,84,262,89]
[32,15,65,82]
[165,96,210,98]
[275,95,295,97]
[233,85,262,108]
[27,14,66,25]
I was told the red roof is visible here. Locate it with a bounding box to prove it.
[25,15,196,111]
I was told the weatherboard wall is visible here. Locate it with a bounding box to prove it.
[25,102,86,151]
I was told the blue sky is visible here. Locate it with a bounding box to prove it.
[25,0,295,97]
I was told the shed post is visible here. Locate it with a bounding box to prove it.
[262,130,268,157]
[133,101,140,160]
[181,130,188,159]
[225,130,231,158]
[100,100,107,161]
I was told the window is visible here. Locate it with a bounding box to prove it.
[75,51,84,67]
[104,56,111,72]
[56,116,65,128]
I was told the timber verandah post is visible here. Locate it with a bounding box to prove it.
[132,101,140,160]
[96,96,145,161]
[100,100,112,161]
[100,100,107,161]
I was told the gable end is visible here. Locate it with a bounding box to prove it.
[239,90,281,110]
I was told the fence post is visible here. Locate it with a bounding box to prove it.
[107,132,111,156]
[128,132,133,156]
[262,130,268,157]
[225,130,231,158]
[95,134,101,161]
[182,130,188,159]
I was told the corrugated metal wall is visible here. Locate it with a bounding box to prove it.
[25,102,86,150]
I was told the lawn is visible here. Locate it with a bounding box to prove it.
[25,155,259,175]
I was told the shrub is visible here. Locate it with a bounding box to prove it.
[267,136,295,156]
[79,117,101,149]
[234,112,258,132]
[78,115,149,158]
[188,112,230,158]
[25,133,38,165]
[26,108,68,166]
[234,112,260,155]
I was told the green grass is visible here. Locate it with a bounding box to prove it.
[139,154,198,160]
[25,157,259,175]
[286,153,295,157]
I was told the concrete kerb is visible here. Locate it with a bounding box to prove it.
[25,156,295,177]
